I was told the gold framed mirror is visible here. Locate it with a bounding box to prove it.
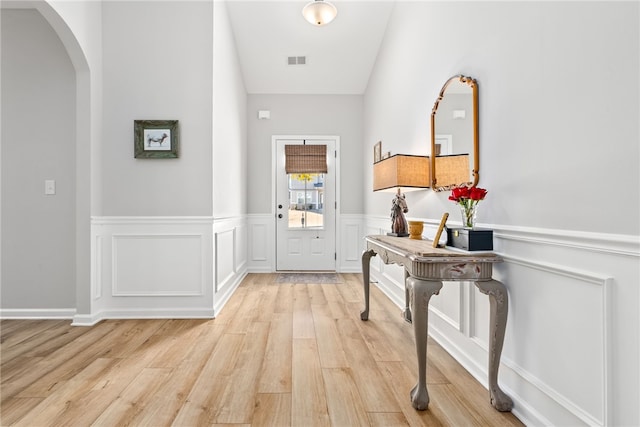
[430,75,479,191]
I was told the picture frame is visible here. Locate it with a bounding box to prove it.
[433,212,449,248]
[134,120,179,159]
[374,141,382,163]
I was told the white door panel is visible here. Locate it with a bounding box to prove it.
[276,138,336,271]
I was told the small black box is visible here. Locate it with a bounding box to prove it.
[446,228,493,251]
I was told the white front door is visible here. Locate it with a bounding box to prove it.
[275,138,336,271]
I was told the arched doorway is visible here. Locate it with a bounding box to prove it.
[1,1,93,322]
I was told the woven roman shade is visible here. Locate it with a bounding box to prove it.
[285,144,327,174]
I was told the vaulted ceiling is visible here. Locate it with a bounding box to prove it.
[225,1,395,94]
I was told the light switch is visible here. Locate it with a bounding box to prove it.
[45,180,56,195]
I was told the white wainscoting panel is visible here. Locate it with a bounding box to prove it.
[338,215,365,272]
[365,215,638,427]
[365,217,405,307]
[85,217,220,324]
[251,223,269,262]
[246,213,367,273]
[213,217,248,315]
[247,214,274,272]
[485,257,613,427]
[93,234,103,300]
[112,234,204,296]
[215,229,235,293]
[429,282,463,332]
[235,223,248,273]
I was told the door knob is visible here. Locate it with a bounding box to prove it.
[278,214,283,219]
[278,204,283,209]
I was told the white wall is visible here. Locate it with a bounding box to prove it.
[38,0,102,317]
[1,0,101,318]
[212,0,249,310]
[247,94,363,215]
[1,0,249,322]
[244,95,365,272]
[1,9,76,312]
[101,1,213,216]
[81,1,218,323]
[365,2,639,234]
[87,0,249,323]
[364,2,639,426]
[213,0,247,219]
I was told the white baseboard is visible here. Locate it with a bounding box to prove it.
[1,308,76,320]
[72,308,217,326]
[214,270,247,315]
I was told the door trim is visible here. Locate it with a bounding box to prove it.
[272,135,341,271]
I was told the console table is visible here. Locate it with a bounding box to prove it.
[361,235,513,412]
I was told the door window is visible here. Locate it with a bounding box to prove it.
[287,173,324,229]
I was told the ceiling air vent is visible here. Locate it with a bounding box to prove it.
[287,56,306,65]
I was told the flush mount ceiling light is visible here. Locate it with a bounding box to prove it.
[302,0,337,26]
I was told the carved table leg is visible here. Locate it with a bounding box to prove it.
[402,269,412,323]
[475,279,514,412]
[360,249,376,321]
[407,276,443,410]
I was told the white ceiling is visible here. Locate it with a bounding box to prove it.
[225,1,395,94]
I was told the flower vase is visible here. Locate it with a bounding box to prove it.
[460,203,478,229]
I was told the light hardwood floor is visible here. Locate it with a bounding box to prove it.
[1,273,523,426]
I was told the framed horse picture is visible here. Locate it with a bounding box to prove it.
[134,120,179,159]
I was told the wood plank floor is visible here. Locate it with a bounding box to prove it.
[1,273,523,426]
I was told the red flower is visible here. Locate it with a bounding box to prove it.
[450,186,488,228]
[449,186,488,203]
[448,186,470,202]
[469,187,487,201]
